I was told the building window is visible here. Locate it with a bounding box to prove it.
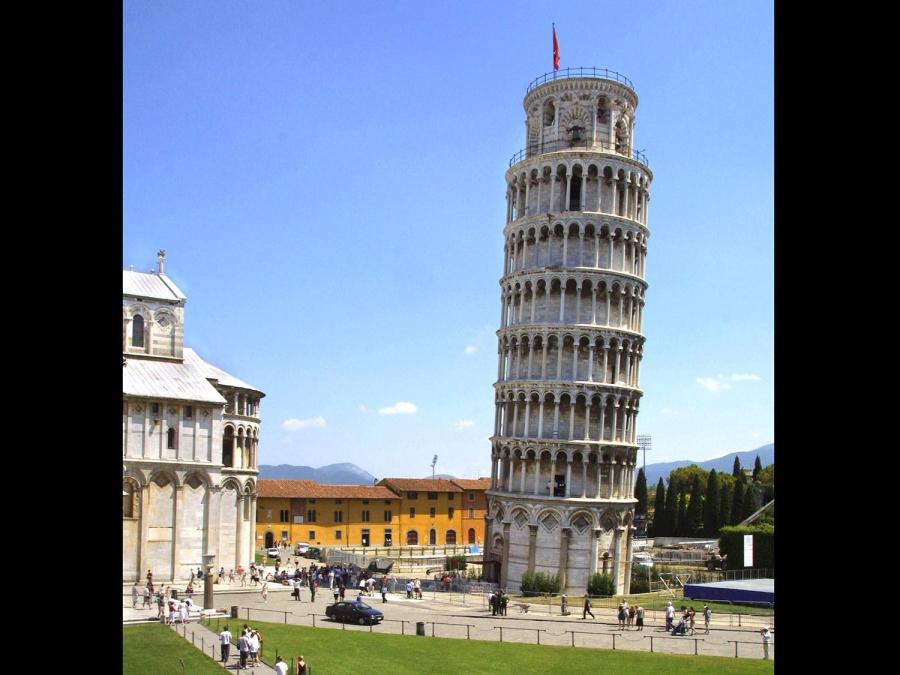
[407,530,418,545]
[446,530,457,545]
[335,530,342,540]
[409,507,415,518]
[468,508,474,518]
[132,315,144,347]
[385,500,391,505]
[448,493,454,501]
[429,529,437,545]
[427,492,438,500]
[408,491,418,500]
[384,510,392,522]
[361,528,370,546]
[468,528,476,544]
[308,499,316,504]
[361,510,370,522]
[448,507,454,519]
[307,510,316,522]
[279,510,289,523]
[152,403,159,415]
[429,507,436,518]
[384,529,393,546]
[362,499,369,504]
[281,530,288,539]
[468,493,475,501]
[167,428,177,450]
[335,499,343,505]
[266,509,273,519]
[185,406,193,419]
[309,530,316,540]
[334,511,343,522]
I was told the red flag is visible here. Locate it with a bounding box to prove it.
[553,24,560,71]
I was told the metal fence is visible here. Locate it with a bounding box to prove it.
[525,67,635,93]
[509,139,649,167]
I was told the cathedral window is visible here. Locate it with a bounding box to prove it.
[132,315,144,347]
[167,427,177,449]
[185,406,193,419]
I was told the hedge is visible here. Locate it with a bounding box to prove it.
[718,525,774,569]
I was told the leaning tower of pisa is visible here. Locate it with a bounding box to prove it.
[484,67,651,595]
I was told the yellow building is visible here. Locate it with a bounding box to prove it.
[377,478,468,547]
[256,480,400,548]
[451,478,491,546]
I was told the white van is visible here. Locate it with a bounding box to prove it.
[294,542,310,555]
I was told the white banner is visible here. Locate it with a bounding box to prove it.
[743,534,754,568]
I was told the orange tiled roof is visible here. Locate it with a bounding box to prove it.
[451,478,492,490]
[377,478,463,493]
[257,480,399,499]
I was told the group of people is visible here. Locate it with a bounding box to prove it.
[488,590,509,616]
[403,579,423,599]
[131,580,196,624]
[665,601,711,635]
[219,624,308,673]
[615,600,645,630]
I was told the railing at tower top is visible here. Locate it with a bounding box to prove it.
[526,67,635,94]
[509,139,649,168]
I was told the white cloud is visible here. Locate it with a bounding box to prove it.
[378,401,417,415]
[696,377,732,393]
[730,373,761,382]
[464,345,477,355]
[455,420,475,430]
[281,416,326,430]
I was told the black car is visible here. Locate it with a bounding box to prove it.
[304,546,322,560]
[325,601,384,625]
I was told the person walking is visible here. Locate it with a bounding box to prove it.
[688,606,696,635]
[262,581,269,602]
[636,605,644,631]
[131,582,140,609]
[143,584,152,608]
[761,626,771,660]
[665,601,675,632]
[253,628,264,664]
[218,624,232,663]
[333,584,340,604]
[156,589,165,620]
[238,629,250,670]
[414,577,421,599]
[703,603,711,633]
[381,582,388,603]
[617,600,626,630]
[247,628,259,667]
[582,595,595,620]
[310,578,317,602]
[274,655,288,675]
[296,655,307,675]
[406,580,413,599]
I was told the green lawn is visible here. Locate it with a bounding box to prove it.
[123,623,223,674]
[204,618,774,674]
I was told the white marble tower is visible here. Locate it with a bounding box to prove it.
[484,68,652,595]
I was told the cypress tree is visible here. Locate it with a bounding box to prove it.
[685,475,704,536]
[663,480,678,536]
[651,478,666,536]
[676,490,688,536]
[730,480,745,525]
[742,483,758,521]
[753,456,763,481]
[718,481,732,530]
[635,468,648,516]
[703,469,721,536]
[732,456,743,481]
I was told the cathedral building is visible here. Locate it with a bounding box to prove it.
[122,251,264,582]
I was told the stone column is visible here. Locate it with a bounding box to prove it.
[618,293,625,326]
[171,484,184,581]
[527,524,538,573]
[249,494,258,564]
[559,527,571,591]
[500,521,511,588]
[571,343,579,380]
[587,345,595,381]
[529,290,537,324]
[523,180,530,218]
[537,400,545,438]
[589,527,602,578]
[533,457,542,495]
[523,400,531,439]
[562,231,569,265]
[591,288,598,324]
[610,401,619,444]
[581,459,588,498]
[598,400,607,442]
[206,485,221,563]
[623,526,636,594]
[594,234,602,267]
[507,458,515,492]
[565,460,573,497]
[614,349,622,385]
[583,400,592,441]
[541,335,549,379]
[595,458,604,498]
[553,401,560,438]
[564,169,572,212]
[601,347,609,384]
[526,344,534,378]
[235,493,245,568]
[519,457,527,493]
[608,235,615,269]
[612,526,624,594]
[605,288,612,325]
[575,284,582,323]
[142,404,150,458]
[511,403,519,438]
[137,484,151,582]
[558,286,566,321]
[549,457,557,495]
[568,402,576,440]
[609,461,617,499]
[549,177,556,216]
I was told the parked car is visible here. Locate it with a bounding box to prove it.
[366,558,394,574]
[304,546,322,560]
[325,601,384,625]
[266,547,280,559]
[294,542,310,555]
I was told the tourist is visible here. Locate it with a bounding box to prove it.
[177,599,188,624]
[262,581,269,602]
[414,578,422,599]
[381,581,388,603]
[333,584,340,604]
[247,628,259,667]
[636,605,644,631]
[253,628,264,664]
[238,630,250,670]
[500,590,508,616]
[688,606,696,635]
[229,568,235,584]
[142,584,151,608]
[703,604,711,633]
[761,626,771,660]
[310,578,317,602]
[131,582,140,609]
[218,624,232,663]
[406,580,414,599]
[274,655,288,675]
[665,601,675,631]
[628,603,636,629]
[582,595,595,620]
[167,599,177,625]
[146,569,154,592]
[339,582,346,601]
[617,600,626,630]
[156,588,165,619]
[296,655,307,675]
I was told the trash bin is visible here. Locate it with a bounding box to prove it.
[171,589,178,600]
[416,621,425,636]
[231,606,239,618]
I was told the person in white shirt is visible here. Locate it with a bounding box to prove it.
[178,599,188,624]
[248,629,260,667]
[761,626,771,659]
[237,630,250,670]
[218,625,232,663]
[131,582,140,608]
[274,656,288,675]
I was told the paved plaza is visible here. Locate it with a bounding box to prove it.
[123,579,773,663]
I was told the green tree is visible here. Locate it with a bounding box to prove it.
[635,468,648,516]
[663,479,678,536]
[676,490,688,536]
[668,465,709,496]
[703,469,721,536]
[730,479,745,526]
[753,456,763,481]
[718,479,732,530]
[650,478,666,536]
[732,456,743,481]
[685,475,704,536]
[742,483,758,521]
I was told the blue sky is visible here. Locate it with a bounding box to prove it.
[123,0,774,478]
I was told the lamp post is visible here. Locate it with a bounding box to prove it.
[203,553,215,611]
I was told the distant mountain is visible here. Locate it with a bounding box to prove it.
[431,473,456,480]
[642,443,774,488]
[258,462,376,485]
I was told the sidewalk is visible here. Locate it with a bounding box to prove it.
[166,617,277,674]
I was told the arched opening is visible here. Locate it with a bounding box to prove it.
[122,479,138,518]
[222,427,234,468]
[265,531,274,548]
[468,528,476,545]
[429,529,437,546]
[167,427,177,450]
[132,315,144,348]
[543,100,556,127]
[569,166,583,211]
[407,530,419,546]
[446,530,457,545]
